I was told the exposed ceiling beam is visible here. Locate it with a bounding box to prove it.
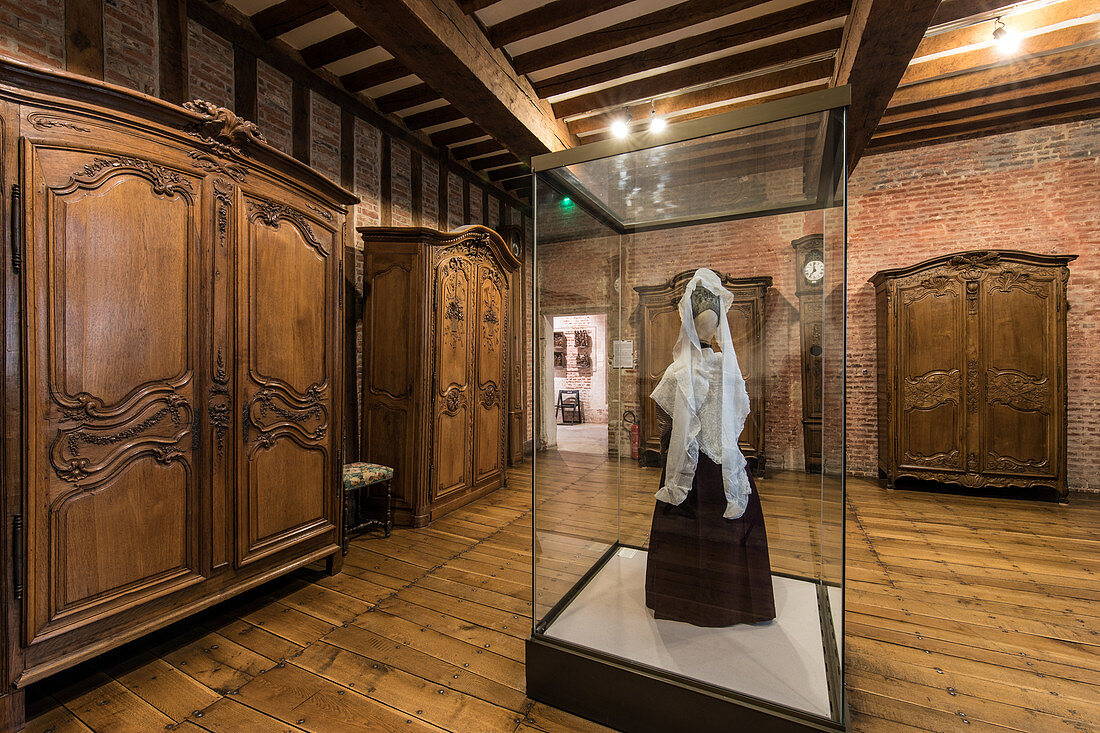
[901,21,1100,87]
[552,29,843,119]
[489,164,530,182]
[251,0,332,40]
[487,0,624,49]
[877,78,1100,134]
[457,0,500,13]
[430,122,485,147]
[567,60,834,136]
[451,138,505,159]
[403,104,465,130]
[534,0,848,100]
[915,0,1097,61]
[471,152,519,171]
[376,83,440,114]
[340,59,411,94]
[890,44,1100,107]
[930,0,1016,27]
[329,0,576,157]
[833,0,942,171]
[869,96,1100,153]
[511,0,762,75]
[301,28,377,68]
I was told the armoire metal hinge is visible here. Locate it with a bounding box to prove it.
[339,260,344,308]
[12,515,24,600]
[428,464,434,500]
[10,184,22,275]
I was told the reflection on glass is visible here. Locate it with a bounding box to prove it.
[532,105,846,727]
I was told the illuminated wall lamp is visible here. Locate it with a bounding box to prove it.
[992,18,1019,54]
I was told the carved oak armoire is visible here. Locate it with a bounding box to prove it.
[0,57,355,723]
[871,250,1075,499]
[359,226,520,527]
[635,271,771,470]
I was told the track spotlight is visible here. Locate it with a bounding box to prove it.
[610,115,631,138]
[992,18,1019,54]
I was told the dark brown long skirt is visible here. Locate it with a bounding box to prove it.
[645,452,776,627]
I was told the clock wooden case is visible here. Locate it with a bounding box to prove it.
[871,250,1075,499]
[0,56,356,726]
[635,271,771,470]
[792,235,824,471]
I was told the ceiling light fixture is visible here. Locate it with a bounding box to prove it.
[610,113,631,138]
[992,18,1019,53]
[648,103,666,133]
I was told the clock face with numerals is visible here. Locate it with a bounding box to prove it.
[803,258,824,284]
[510,232,522,257]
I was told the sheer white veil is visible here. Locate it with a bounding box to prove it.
[651,268,752,519]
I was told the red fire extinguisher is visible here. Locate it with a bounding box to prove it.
[624,410,640,460]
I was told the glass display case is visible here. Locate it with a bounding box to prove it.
[527,88,849,732]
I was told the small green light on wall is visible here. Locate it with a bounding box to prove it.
[562,197,574,208]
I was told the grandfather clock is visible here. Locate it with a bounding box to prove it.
[792,235,824,471]
[500,224,527,465]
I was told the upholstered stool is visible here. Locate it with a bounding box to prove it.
[342,462,394,551]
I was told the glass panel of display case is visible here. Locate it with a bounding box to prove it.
[530,92,848,732]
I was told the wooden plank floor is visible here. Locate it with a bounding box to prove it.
[23,453,1100,732]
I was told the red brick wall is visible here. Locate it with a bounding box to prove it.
[390,139,412,226]
[847,118,1100,490]
[186,19,232,110]
[447,172,464,230]
[103,0,157,96]
[469,184,483,225]
[422,155,439,229]
[256,60,292,155]
[353,118,381,229]
[0,0,63,67]
[488,196,500,228]
[310,91,341,184]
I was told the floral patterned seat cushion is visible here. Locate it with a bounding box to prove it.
[343,462,394,489]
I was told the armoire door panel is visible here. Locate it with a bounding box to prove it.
[896,280,965,472]
[368,263,415,400]
[980,274,1057,477]
[237,195,336,566]
[474,265,505,482]
[365,404,412,509]
[642,306,679,453]
[24,143,204,645]
[726,302,757,453]
[433,255,474,499]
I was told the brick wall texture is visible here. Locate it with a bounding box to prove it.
[390,139,412,226]
[0,0,63,67]
[103,0,157,96]
[447,172,464,230]
[310,92,341,185]
[353,118,381,229]
[256,60,292,155]
[186,19,232,111]
[422,156,439,229]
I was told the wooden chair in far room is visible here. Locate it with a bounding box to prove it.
[557,389,585,425]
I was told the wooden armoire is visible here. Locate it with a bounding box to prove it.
[871,250,1075,499]
[359,226,520,527]
[634,271,771,470]
[0,58,355,724]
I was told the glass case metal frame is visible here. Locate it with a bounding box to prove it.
[527,86,850,733]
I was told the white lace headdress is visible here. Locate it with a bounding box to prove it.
[650,268,752,519]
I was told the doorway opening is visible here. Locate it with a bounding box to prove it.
[545,314,609,455]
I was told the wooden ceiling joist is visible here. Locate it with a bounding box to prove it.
[458,0,500,13]
[552,28,843,119]
[471,152,519,171]
[930,0,1017,28]
[511,0,763,76]
[489,164,530,182]
[534,0,849,100]
[376,83,439,114]
[486,0,625,49]
[891,44,1100,108]
[340,58,411,94]
[330,0,575,157]
[403,104,465,130]
[451,138,506,159]
[301,28,377,68]
[833,0,943,170]
[252,0,333,40]
[430,122,486,147]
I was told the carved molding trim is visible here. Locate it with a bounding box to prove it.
[986,370,1050,413]
[441,387,467,415]
[988,269,1047,297]
[190,151,247,182]
[920,275,957,297]
[60,156,194,200]
[480,382,500,409]
[903,370,961,410]
[183,99,266,150]
[306,202,334,222]
[967,359,980,413]
[987,450,1050,471]
[213,179,233,245]
[949,251,1000,279]
[28,113,92,133]
[904,450,959,470]
[247,199,325,253]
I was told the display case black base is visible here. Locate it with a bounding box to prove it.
[526,635,845,733]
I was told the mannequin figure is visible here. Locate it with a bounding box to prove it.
[644,268,776,627]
